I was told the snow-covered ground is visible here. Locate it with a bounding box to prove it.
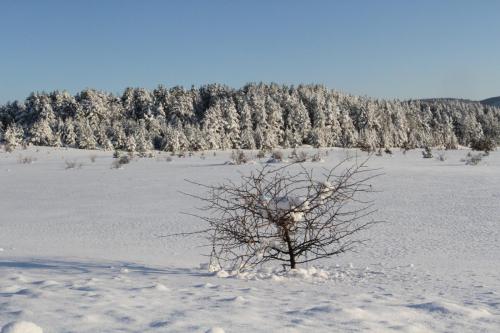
[1,147,499,332]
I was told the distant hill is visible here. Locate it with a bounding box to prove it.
[418,98,475,104]
[419,97,477,103]
[481,96,500,107]
[416,97,500,108]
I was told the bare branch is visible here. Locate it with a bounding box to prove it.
[179,157,382,271]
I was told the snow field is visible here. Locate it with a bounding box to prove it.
[1,147,499,332]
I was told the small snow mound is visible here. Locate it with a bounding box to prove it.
[80,314,101,323]
[153,283,169,291]
[205,327,225,333]
[10,275,28,283]
[288,267,329,280]
[215,270,230,278]
[1,321,43,333]
[213,266,330,282]
[34,280,59,287]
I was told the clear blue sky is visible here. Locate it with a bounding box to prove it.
[1,0,499,103]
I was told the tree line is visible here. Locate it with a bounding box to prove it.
[0,83,498,153]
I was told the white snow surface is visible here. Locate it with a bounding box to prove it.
[1,321,43,333]
[1,147,500,332]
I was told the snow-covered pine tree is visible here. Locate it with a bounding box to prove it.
[183,124,204,151]
[458,113,484,146]
[324,93,342,147]
[202,101,223,150]
[133,88,153,120]
[249,90,268,150]
[353,100,381,150]
[4,124,24,150]
[1,83,499,152]
[339,109,358,147]
[51,90,78,120]
[95,122,111,150]
[29,118,54,146]
[152,85,169,119]
[163,125,188,152]
[190,125,207,151]
[265,96,284,148]
[77,119,97,150]
[125,135,136,153]
[388,102,409,147]
[308,92,328,148]
[220,98,240,149]
[238,101,256,150]
[109,121,126,150]
[26,93,56,146]
[167,86,195,127]
[62,119,77,147]
[134,119,153,155]
[283,92,311,148]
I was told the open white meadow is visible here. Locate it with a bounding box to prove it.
[1,147,499,332]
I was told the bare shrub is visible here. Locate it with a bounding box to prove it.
[144,152,155,158]
[231,150,249,165]
[256,150,266,159]
[359,145,374,153]
[445,141,458,150]
[462,152,483,166]
[17,155,36,164]
[310,152,323,162]
[267,150,284,163]
[358,140,375,153]
[293,150,308,163]
[5,144,15,153]
[111,155,131,169]
[470,138,496,155]
[156,155,171,162]
[65,160,83,169]
[437,152,446,161]
[401,142,413,155]
[384,147,393,155]
[422,147,433,158]
[182,158,380,271]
